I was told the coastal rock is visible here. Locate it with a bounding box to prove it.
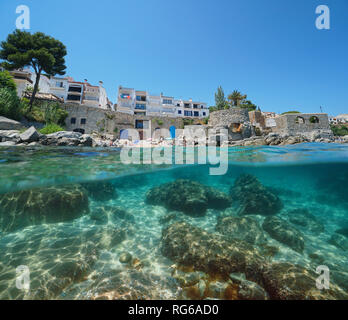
[216,216,266,245]
[261,262,347,300]
[286,208,325,234]
[230,174,283,216]
[262,216,305,253]
[19,126,39,143]
[46,131,82,139]
[328,233,348,251]
[79,134,94,147]
[0,130,20,143]
[161,221,266,282]
[0,116,22,130]
[57,137,80,146]
[0,141,16,146]
[146,180,231,216]
[82,181,117,201]
[0,184,89,232]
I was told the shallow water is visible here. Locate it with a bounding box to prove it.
[0,143,348,300]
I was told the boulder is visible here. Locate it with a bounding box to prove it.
[79,134,94,147]
[0,130,20,143]
[161,221,266,283]
[146,179,231,216]
[0,184,89,232]
[261,262,347,300]
[216,215,266,245]
[230,174,283,216]
[82,181,117,201]
[0,141,16,146]
[46,131,82,139]
[0,116,22,130]
[286,208,325,234]
[19,126,39,143]
[262,216,305,253]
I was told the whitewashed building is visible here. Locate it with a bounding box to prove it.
[117,86,209,118]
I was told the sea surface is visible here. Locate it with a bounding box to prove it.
[0,143,348,300]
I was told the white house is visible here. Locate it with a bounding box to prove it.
[117,86,209,118]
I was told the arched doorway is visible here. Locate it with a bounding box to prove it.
[170,126,176,139]
[120,129,129,139]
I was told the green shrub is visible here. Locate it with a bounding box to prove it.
[0,70,16,92]
[331,125,348,136]
[0,87,23,120]
[39,123,64,134]
[42,102,68,126]
[156,119,164,125]
[281,111,301,115]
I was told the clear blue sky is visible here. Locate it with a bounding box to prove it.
[0,0,347,115]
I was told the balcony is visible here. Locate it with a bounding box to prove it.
[68,86,82,93]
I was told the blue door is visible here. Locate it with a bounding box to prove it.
[120,129,128,139]
[170,126,176,139]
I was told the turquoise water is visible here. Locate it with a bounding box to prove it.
[0,143,348,300]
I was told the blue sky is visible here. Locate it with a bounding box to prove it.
[0,0,347,115]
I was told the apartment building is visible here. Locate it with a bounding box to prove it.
[117,86,209,118]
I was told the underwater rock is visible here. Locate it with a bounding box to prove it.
[161,221,266,283]
[0,185,89,233]
[146,179,231,216]
[159,213,177,225]
[238,279,269,300]
[261,262,347,300]
[230,174,283,216]
[82,181,117,201]
[286,208,325,234]
[215,216,266,245]
[262,216,305,253]
[328,233,348,251]
[119,252,133,264]
[0,223,126,299]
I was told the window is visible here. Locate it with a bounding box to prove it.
[120,93,130,99]
[309,116,319,124]
[163,99,173,105]
[80,118,86,125]
[194,111,199,117]
[135,104,146,110]
[295,116,305,124]
[184,103,190,108]
[177,103,180,107]
[203,112,206,116]
[136,96,146,102]
[135,120,143,129]
[67,94,81,101]
[184,110,192,116]
[178,110,182,114]
[193,104,198,109]
[56,81,64,88]
[70,117,76,124]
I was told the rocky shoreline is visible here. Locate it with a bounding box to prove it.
[1,126,348,148]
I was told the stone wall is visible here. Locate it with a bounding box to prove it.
[272,113,331,135]
[208,108,250,127]
[62,103,194,138]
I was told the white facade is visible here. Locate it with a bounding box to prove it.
[117,86,209,118]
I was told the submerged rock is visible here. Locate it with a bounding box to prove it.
[0,185,89,233]
[146,179,231,216]
[119,252,133,264]
[82,181,117,201]
[335,227,348,238]
[286,208,325,234]
[262,216,305,253]
[230,174,283,216]
[161,221,266,283]
[261,262,347,300]
[216,215,266,245]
